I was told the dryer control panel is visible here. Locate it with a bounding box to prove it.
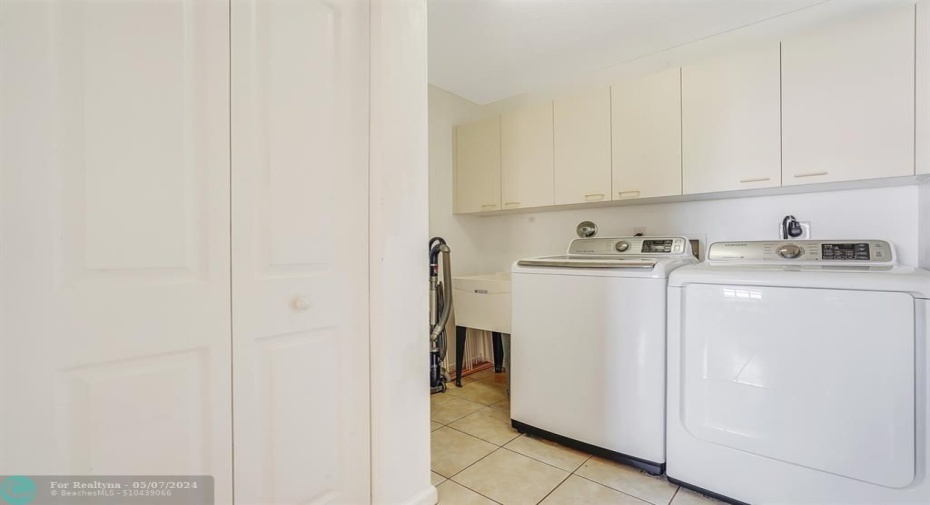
[568,237,692,256]
[707,240,894,263]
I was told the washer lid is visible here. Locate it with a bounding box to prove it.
[516,256,658,269]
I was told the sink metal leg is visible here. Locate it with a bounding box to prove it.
[492,331,504,373]
[455,325,467,387]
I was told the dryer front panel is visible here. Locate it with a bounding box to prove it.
[679,284,915,488]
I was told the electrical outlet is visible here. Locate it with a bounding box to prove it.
[633,226,646,236]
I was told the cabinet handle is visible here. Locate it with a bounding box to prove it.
[617,190,641,198]
[481,204,497,209]
[584,193,605,201]
[292,296,311,311]
[739,177,771,184]
[793,171,829,178]
[504,202,521,207]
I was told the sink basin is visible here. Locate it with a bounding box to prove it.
[451,273,511,333]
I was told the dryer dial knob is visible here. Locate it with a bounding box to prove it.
[777,244,802,259]
[615,241,631,252]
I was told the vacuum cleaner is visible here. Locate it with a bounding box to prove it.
[429,237,453,394]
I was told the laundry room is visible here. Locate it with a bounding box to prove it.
[4,1,930,505]
[428,1,930,505]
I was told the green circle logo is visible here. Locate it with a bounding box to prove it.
[0,476,36,505]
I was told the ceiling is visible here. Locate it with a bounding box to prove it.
[428,0,825,105]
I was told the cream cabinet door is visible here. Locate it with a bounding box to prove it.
[455,117,501,213]
[682,45,781,194]
[554,89,612,205]
[782,5,915,185]
[612,69,682,200]
[501,103,555,209]
[231,1,371,504]
[0,1,232,501]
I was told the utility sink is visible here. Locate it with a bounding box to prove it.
[451,272,511,334]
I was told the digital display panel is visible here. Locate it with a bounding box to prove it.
[822,243,870,260]
[642,240,673,253]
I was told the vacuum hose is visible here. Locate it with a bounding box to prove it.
[430,244,452,343]
[429,238,452,393]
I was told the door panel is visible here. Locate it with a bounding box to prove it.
[501,102,554,209]
[782,5,915,184]
[611,68,682,200]
[681,284,915,487]
[554,89,611,205]
[231,1,371,503]
[0,0,232,500]
[682,44,781,194]
[455,117,501,213]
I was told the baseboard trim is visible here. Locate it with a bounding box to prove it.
[398,485,438,505]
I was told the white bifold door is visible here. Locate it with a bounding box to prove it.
[231,1,371,503]
[0,1,371,503]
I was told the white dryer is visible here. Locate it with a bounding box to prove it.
[667,240,930,504]
[511,236,697,474]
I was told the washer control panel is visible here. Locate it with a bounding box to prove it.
[708,240,893,263]
[569,237,691,256]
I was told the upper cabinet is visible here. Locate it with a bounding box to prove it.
[554,89,611,205]
[501,102,555,209]
[611,68,682,200]
[782,5,915,185]
[455,116,501,213]
[450,6,922,214]
[682,44,781,194]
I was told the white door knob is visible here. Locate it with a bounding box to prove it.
[292,296,311,311]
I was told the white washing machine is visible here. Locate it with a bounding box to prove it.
[667,240,930,504]
[511,236,697,474]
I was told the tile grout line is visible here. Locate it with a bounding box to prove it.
[442,422,519,448]
[569,470,678,505]
[669,485,682,505]
[533,469,573,505]
[444,445,507,504]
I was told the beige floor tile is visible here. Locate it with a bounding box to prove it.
[432,392,485,424]
[541,475,649,505]
[575,457,678,505]
[431,421,443,431]
[480,373,508,386]
[453,449,569,505]
[503,434,589,472]
[448,380,507,406]
[449,408,519,446]
[431,427,497,478]
[462,368,495,383]
[432,471,447,486]
[437,480,498,505]
[671,488,722,505]
[489,398,510,414]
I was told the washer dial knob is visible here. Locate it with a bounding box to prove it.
[615,241,631,252]
[777,244,802,259]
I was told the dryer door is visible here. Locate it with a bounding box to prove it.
[679,284,915,488]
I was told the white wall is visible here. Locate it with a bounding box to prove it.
[370,2,435,505]
[429,85,922,271]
